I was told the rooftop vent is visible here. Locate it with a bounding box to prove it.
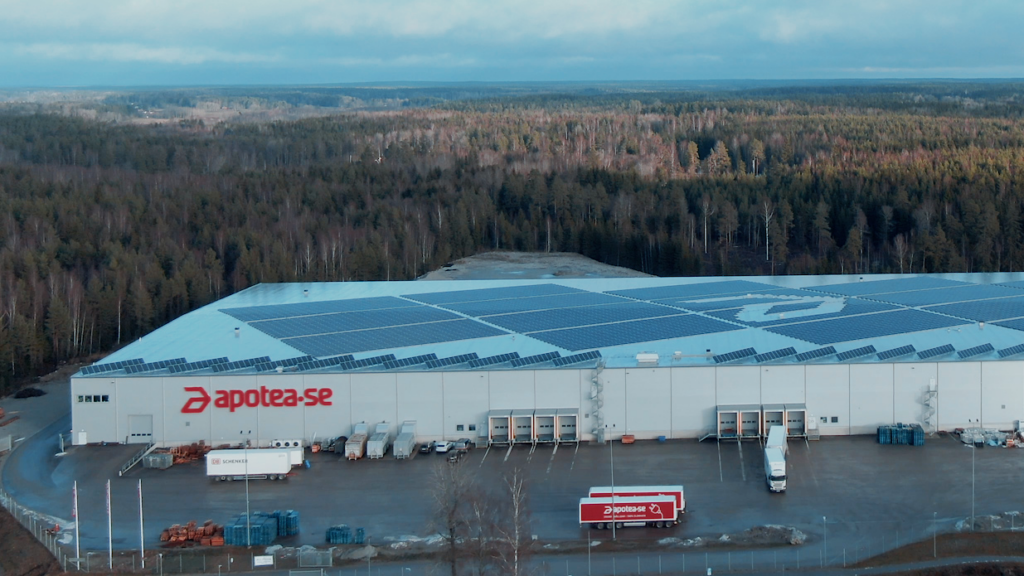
[636,353,659,365]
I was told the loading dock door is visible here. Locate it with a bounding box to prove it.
[740,410,762,438]
[512,415,533,444]
[127,414,153,444]
[488,411,512,445]
[762,404,785,437]
[785,404,807,436]
[535,411,556,443]
[556,409,578,442]
[717,410,738,438]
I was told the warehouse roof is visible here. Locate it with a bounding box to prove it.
[79,272,1024,377]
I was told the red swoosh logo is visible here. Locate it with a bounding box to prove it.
[181,387,211,413]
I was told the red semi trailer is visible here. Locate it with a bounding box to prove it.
[588,485,686,518]
[578,495,678,529]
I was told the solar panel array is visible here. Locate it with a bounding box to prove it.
[221,296,419,322]
[552,350,602,367]
[754,347,797,363]
[529,314,743,351]
[81,358,145,375]
[998,343,1024,358]
[713,348,757,364]
[295,355,359,372]
[469,352,520,368]
[997,281,1024,290]
[510,351,561,367]
[443,292,626,317]
[335,354,396,371]
[253,356,319,372]
[211,356,271,372]
[957,343,994,359]
[124,358,186,374]
[766,309,967,345]
[610,280,793,302]
[284,320,506,357]
[676,295,811,312]
[918,344,955,360]
[794,346,837,362]
[252,306,461,339]
[807,276,967,296]
[168,357,231,374]
[710,299,898,327]
[482,302,683,334]
[406,284,583,305]
[425,353,479,369]
[382,354,438,370]
[868,284,1023,307]
[877,345,916,360]
[924,295,1024,322]
[835,345,876,362]
[767,301,824,314]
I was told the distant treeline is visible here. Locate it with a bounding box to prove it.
[2,83,1024,390]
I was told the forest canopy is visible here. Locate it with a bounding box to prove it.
[2,81,1024,390]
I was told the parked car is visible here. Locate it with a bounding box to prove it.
[454,438,473,452]
[434,440,454,454]
[418,443,433,455]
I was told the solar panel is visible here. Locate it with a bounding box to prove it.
[468,352,520,368]
[510,351,561,368]
[768,302,824,314]
[405,284,584,305]
[998,343,1024,358]
[835,345,876,362]
[251,306,464,339]
[868,284,1023,307]
[482,302,685,333]
[333,354,397,371]
[996,280,1024,290]
[283,320,506,357]
[924,296,1024,322]
[124,358,187,374]
[710,299,899,327]
[877,345,916,360]
[425,353,479,369]
[794,346,837,362]
[211,356,271,372]
[254,355,320,372]
[765,309,967,345]
[806,276,968,296]
[957,343,994,359]
[918,344,955,359]
[713,348,757,364]
[995,318,1024,333]
[81,358,145,375]
[381,354,439,370]
[550,350,602,367]
[168,357,230,374]
[675,294,815,312]
[445,293,629,317]
[754,347,797,363]
[529,314,743,351]
[220,296,420,322]
[609,280,789,302]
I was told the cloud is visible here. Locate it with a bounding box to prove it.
[10,43,278,65]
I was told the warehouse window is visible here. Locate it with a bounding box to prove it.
[831,416,839,423]
[456,425,464,432]
[84,396,92,403]
[820,416,827,423]
[77,396,84,403]
[78,395,109,403]
[102,395,109,402]
[468,424,476,431]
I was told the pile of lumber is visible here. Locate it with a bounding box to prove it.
[170,441,211,464]
[159,520,224,547]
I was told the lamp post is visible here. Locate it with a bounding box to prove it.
[972,441,976,531]
[933,512,937,558]
[822,516,827,565]
[606,424,616,540]
[242,431,252,547]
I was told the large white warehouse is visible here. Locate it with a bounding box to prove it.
[71,273,1024,448]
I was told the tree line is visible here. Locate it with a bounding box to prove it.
[2,85,1024,390]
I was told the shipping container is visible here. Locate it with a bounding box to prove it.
[205,449,291,481]
[579,495,678,529]
[393,421,417,459]
[366,422,391,459]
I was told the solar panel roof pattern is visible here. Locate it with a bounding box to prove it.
[404,283,583,305]
[924,296,1024,322]
[767,301,825,314]
[918,344,955,359]
[877,344,916,360]
[482,302,684,333]
[999,343,1024,358]
[552,350,602,367]
[994,318,1024,333]
[867,284,1022,307]
[708,298,898,327]
[765,309,968,345]
[609,280,789,301]
[529,314,743,351]
[284,320,505,356]
[806,277,968,296]
[794,346,837,362]
[997,281,1024,291]
[713,347,757,363]
[957,343,994,359]
[251,306,461,339]
[672,295,813,312]
[444,292,626,316]
[835,345,876,362]
[220,296,418,322]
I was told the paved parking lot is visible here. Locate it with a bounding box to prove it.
[4,416,1021,554]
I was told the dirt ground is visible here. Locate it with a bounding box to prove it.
[0,505,60,576]
[418,251,652,280]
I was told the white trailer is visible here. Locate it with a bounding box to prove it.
[764,446,787,492]
[346,422,369,460]
[393,421,417,459]
[205,449,291,481]
[366,422,391,459]
[766,425,788,456]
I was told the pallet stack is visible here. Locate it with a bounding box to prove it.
[170,441,212,464]
[159,520,224,547]
[223,511,299,546]
[877,423,925,446]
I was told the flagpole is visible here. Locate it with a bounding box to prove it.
[73,481,80,563]
[106,479,113,569]
[139,480,145,569]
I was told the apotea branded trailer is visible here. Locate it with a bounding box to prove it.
[366,422,391,459]
[346,423,369,460]
[393,421,417,459]
[764,446,787,492]
[579,495,678,529]
[588,485,686,518]
[206,449,291,481]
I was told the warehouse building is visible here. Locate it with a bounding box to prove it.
[71,273,1024,448]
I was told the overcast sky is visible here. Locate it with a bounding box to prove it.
[2,0,1022,87]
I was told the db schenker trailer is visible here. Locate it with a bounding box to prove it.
[206,449,291,481]
[588,485,686,518]
[579,495,678,529]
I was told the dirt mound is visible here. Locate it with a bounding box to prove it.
[0,505,60,576]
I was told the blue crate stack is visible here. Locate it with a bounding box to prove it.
[877,424,925,446]
[223,512,280,546]
[354,527,366,545]
[327,525,352,544]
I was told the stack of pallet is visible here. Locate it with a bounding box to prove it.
[170,441,212,464]
[159,520,224,547]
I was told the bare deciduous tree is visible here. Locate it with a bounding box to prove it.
[493,467,532,576]
[430,458,474,576]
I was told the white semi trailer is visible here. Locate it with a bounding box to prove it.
[206,449,291,481]
[764,425,788,492]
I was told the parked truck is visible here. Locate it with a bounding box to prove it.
[579,495,678,529]
[588,485,686,518]
[206,449,291,481]
[393,421,417,459]
[366,422,392,459]
[764,446,787,492]
[346,423,369,460]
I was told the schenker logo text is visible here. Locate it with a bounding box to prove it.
[181,386,333,413]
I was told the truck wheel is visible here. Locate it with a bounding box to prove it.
[614,522,623,530]
[595,523,605,530]
[655,521,665,528]
[217,476,226,482]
